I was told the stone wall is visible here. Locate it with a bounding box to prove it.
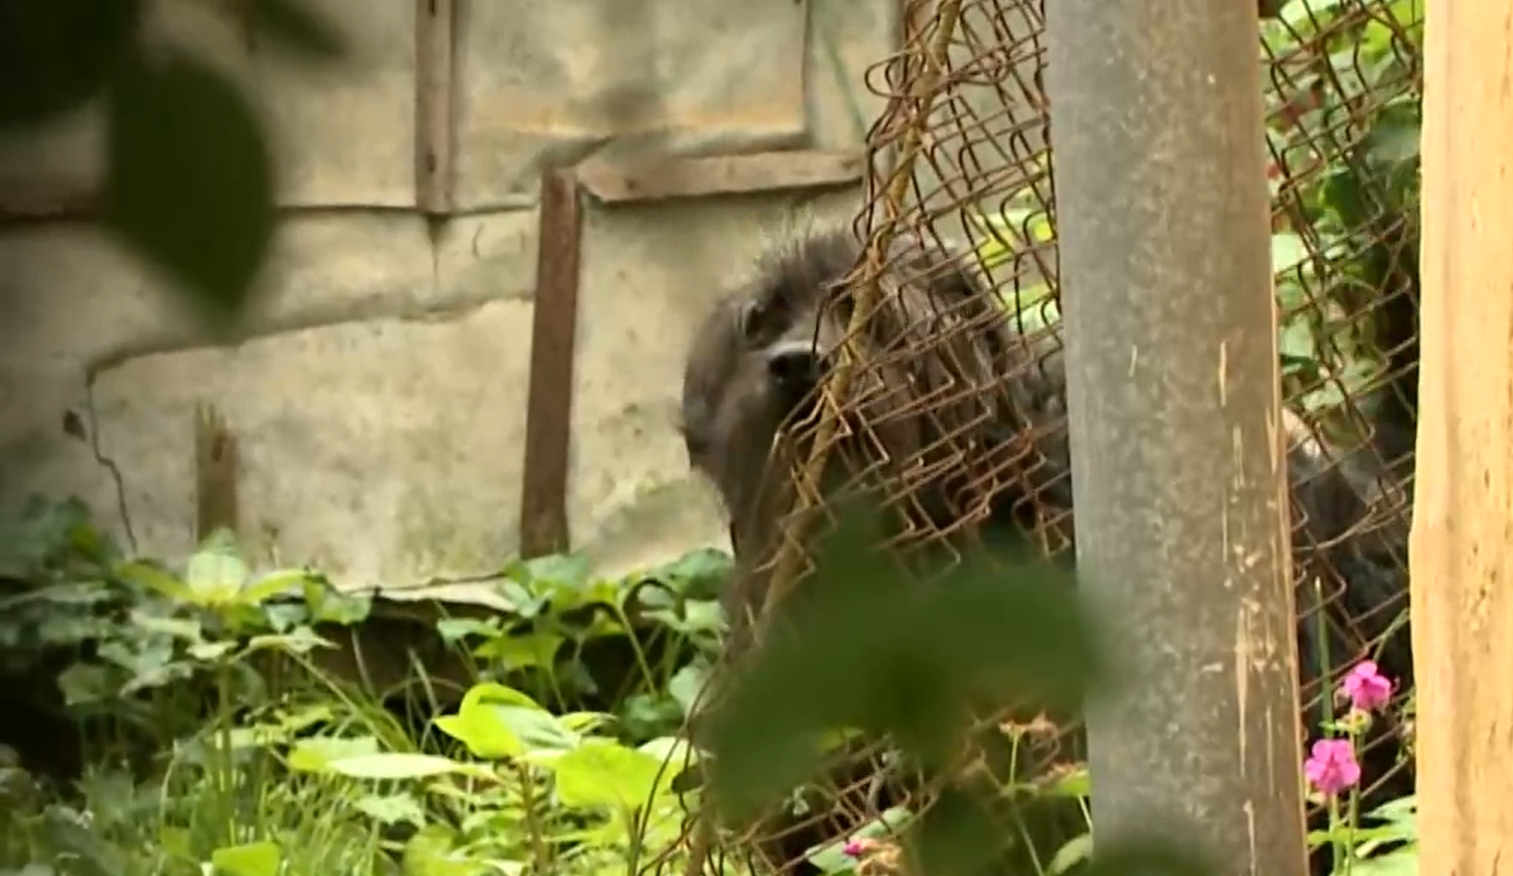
[0,0,898,597]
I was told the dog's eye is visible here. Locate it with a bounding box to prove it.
[739,301,770,343]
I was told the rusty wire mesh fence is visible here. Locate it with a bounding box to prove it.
[661,0,1424,872]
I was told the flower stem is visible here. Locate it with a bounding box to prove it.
[1328,794,1344,875]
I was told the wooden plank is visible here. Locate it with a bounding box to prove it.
[414,0,457,214]
[518,169,584,558]
[575,149,864,204]
[1411,0,1513,871]
[194,403,239,542]
[0,188,99,221]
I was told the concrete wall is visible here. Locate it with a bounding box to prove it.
[0,0,898,595]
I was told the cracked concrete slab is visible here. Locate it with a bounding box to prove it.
[88,300,536,587]
[454,0,811,210]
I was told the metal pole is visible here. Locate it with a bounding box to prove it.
[1045,0,1309,873]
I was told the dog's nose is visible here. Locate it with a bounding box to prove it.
[766,340,823,389]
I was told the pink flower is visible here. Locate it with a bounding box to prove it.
[1304,738,1361,796]
[842,838,875,859]
[1339,660,1393,713]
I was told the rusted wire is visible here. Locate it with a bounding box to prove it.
[753,0,969,633]
[667,0,1425,871]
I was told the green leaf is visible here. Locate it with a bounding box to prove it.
[805,806,913,872]
[239,568,314,605]
[127,609,203,642]
[261,601,307,632]
[668,662,711,716]
[435,617,501,644]
[210,842,281,876]
[57,663,113,706]
[187,641,236,662]
[1279,320,1318,364]
[303,582,371,624]
[516,553,591,592]
[649,547,733,600]
[433,682,577,760]
[402,826,502,876]
[550,738,665,811]
[102,47,275,326]
[1281,0,1345,33]
[223,724,290,750]
[274,704,335,734]
[159,827,193,862]
[322,753,483,781]
[1320,170,1369,229]
[354,792,427,827]
[620,692,684,737]
[43,808,128,876]
[473,630,564,670]
[1348,846,1418,876]
[1048,833,1093,875]
[638,736,697,771]
[558,711,616,735]
[494,579,544,617]
[1271,232,1308,277]
[1365,111,1422,169]
[1367,794,1417,820]
[182,537,251,605]
[246,0,346,61]
[647,599,726,636]
[245,626,335,655]
[286,735,380,773]
[1039,765,1091,799]
[115,562,191,602]
[0,0,142,128]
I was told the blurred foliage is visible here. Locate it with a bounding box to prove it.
[0,0,346,330]
[700,502,1217,876]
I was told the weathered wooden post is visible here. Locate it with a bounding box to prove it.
[1412,0,1513,870]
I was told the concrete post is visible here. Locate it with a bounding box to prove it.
[1045,0,1310,872]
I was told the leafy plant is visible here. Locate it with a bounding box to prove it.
[264,679,710,876]
[698,502,1216,876]
[1,0,347,327]
[968,0,1424,434]
[435,547,730,745]
[0,494,739,876]
[1263,0,1423,422]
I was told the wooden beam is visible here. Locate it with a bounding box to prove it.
[194,403,239,543]
[1411,0,1513,871]
[515,148,870,558]
[0,187,99,222]
[414,0,457,214]
[575,149,864,204]
[518,169,584,558]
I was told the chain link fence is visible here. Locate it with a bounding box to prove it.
[665,0,1424,871]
